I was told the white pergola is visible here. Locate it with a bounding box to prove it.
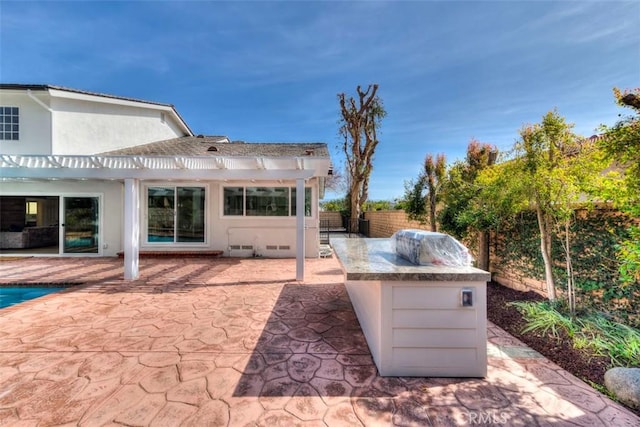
[0,154,331,281]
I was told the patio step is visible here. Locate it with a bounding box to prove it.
[117,250,224,259]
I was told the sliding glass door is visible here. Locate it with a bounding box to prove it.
[63,196,99,254]
[147,186,205,243]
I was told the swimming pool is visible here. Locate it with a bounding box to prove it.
[0,286,66,309]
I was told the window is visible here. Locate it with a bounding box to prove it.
[223,187,244,216]
[25,201,38,226]
[291,187,312,216]
[0,107,19,140]
[246,187,289,216]
[147,186,205,243]
[222,186,312,217]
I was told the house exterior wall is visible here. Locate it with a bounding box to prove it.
[50,97,185,155]
[1,178,322,258]
[0,87,186,156]
[0,90,53,155]
[135,178,322,258]
[206,181,320,258]
[1,86,327,261]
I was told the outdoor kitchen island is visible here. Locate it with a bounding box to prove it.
[332,236,491,377]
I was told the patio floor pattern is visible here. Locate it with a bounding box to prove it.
[0,256,638,426]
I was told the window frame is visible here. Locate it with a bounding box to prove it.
[221,185,313,218]
[0,106,19,141]
[144,184,208,245]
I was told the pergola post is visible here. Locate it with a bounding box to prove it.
[296,177,305,281]
[123,178,140,280]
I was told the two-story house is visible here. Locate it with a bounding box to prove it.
[0,84,331,280]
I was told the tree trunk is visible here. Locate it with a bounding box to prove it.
[477,230,490,271]
[535,205,556,301]
[429,193,437,232]
[564,219,575,315]
[349,179,361,234]
[361,177,369,213]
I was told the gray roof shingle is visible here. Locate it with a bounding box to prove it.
[100,136,329,158]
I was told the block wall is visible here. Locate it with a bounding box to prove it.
[363,210,430,238]
[319,211,344,229]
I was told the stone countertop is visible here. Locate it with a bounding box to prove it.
[332,237,491,282]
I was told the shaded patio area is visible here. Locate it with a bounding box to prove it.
[0,256,638,426]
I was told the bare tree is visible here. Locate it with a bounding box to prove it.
[338,84,386,226]
[324,165,346,194]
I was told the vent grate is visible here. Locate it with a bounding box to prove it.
[278,245,290,250]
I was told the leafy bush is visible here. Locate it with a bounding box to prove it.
[510,301,576,339]
[512,301,640,367]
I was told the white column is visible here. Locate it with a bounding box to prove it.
[296,178,305,281]
[124,178,140,280]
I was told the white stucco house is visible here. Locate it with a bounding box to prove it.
[0,84,332,280]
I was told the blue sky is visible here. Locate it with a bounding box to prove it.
[1,1,638,201]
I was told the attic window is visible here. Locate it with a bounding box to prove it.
[304,149,314,156]
[0,107,19,140]
[207,146,218,152]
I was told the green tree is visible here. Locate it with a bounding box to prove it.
[402,153,446,231]
[402,178,427,224]
[600,88,640,285]
[509,110,603,304]
[363,200,394,211]
[319,198,348,212]
[439,140,498,269]
[338,84,386,225]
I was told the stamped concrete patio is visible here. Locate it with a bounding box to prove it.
[0,256,638,426]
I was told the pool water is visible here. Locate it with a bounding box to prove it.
[0,287,66,309]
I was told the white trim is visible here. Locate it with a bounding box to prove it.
[0,154,329,181]
[27,89,53,112]
[220,184,313,219]
[0,154,330,172]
